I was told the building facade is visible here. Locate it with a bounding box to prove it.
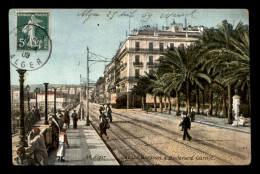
[93,21,205,108]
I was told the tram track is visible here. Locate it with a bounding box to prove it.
[89,104,250,165]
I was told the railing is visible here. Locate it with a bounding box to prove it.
[116,47,166,60]
[146,62,158,67]
[133,62,143,66]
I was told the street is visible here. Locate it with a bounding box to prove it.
[89,103,251,165]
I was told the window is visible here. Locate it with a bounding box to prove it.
[135,42,140,51]
[149,42,153,51]
[178,43,184,51]
[135,55,140,63]
[149,56,153,63]
[170,43,174,50]
[159,43,164,51]
[135,69,140,77]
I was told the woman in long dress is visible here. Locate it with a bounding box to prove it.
[56,128,69,162]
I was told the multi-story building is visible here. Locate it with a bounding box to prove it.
[112,21,205,108]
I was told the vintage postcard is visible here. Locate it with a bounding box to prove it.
[9,9,250,166]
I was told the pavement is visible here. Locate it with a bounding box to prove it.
[12,105,119,166]
[47,105,119,165]
[132,108,251,134]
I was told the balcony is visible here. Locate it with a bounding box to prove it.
[115,48,166,60]
[146,62,158,67]
[133,62,143,67]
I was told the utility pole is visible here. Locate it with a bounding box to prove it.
[54,88,57,117]
[86,47,90,126]
[43,83,49,125]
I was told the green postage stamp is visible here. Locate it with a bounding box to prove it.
[16,11,50,51]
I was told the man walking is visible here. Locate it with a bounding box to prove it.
[71,110,78,129]
[180,111,192,141]
[63,110,70,129]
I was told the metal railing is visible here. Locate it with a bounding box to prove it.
[133,62,143,66]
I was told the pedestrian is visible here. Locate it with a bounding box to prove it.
[107,104,112,122]
[63,110,70,129]
[179,113,184,131]
[71,110,78,129]
[180,111,192,141]
[99,104,104,114]
[36,106,40,121]
[82,108,85,121]
[57,128,70,162]
[78,108,81,121]
[191,107,195,122]
[27,128,49,165]
[99,111,109,139]
[57,110,64,131]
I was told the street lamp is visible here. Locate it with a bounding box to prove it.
[43,83,49,125]
[34,87,39,110]
[53,88,57,117]
[26,84,30,111]
[16,69,27,150]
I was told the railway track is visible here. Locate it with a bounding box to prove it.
[88,103,250,165]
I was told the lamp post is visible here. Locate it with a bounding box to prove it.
[86,47,90,126]
[26,84,30,111]
[43,83,49,125]
[34,87,39,110]
[54,88,57,117]
[16,69,27,149]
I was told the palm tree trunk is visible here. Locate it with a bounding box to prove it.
[141,95,145,111]
[202,90,205,114]
[195,87,200,114]
[168,96,171,114]
[248,79,251,117]
[164,96,167,111]
[227,85,233,124]
[176,91,180,115]
[186,81,191,116]
[208,84,213,116]
[154,95,157,112]
[159,95,163,113]
[222,95,227,118]
[132,94,135,108]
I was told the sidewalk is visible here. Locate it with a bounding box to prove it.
[132,109,251,134]
[47,108,119,165]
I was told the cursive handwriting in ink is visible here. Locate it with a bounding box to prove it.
[107,10,118,20]
[141,12,153,22]
[78,9,100,24]
[118,10,137,18]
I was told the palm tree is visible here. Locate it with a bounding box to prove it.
[150,75,166,113]
[198,20,249,123]
[161,45,211,117]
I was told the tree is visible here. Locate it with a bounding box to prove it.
[160,45,211,117]
[198,20,249,123]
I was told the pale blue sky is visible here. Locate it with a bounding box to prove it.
[9,9,249,86]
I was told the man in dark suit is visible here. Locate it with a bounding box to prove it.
[181,111,192,141]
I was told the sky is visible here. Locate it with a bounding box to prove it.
[9,9,249,86]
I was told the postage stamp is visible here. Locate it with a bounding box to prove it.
[15,11,50,51]
[9,10,51,71]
